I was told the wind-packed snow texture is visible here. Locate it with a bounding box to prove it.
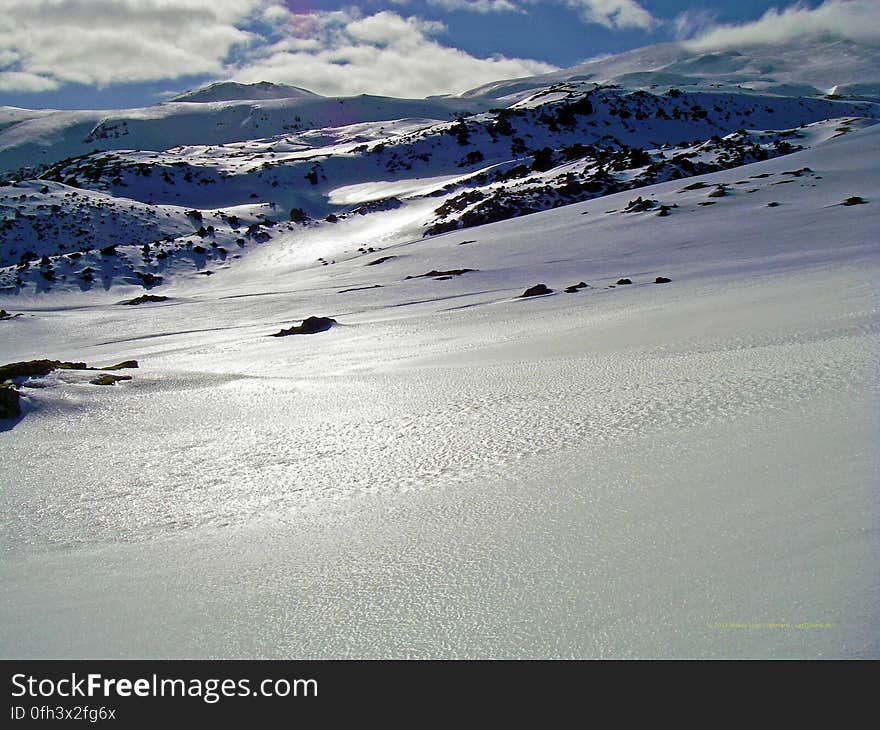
[1,47,878,658]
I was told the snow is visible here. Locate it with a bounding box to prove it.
[1,118,877,657]
[170,81,319,104]
[463,38,880,101]
[1,39,878,658]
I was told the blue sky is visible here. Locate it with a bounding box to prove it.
[0,0,872,108]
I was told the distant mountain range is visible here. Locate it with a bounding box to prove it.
[1,36,877,295]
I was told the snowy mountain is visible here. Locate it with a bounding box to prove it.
[1,81,876,294]
[0,92,494,178]
[170,81,319,103]
[463,37,880,100]
[1,37,878,659]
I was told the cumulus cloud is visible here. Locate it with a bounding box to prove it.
[419,0,656,29]
[563,0,656,30]
[0,0,557,96]
[684,0,880,50]
[229,8,557,97]
[0,0,262,90]
[0,70,60,92]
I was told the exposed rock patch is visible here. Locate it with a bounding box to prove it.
[90,374,132,386]
[270,316,337,337]
[0,360,86,381]
[0,384,21,419]
[405,269,476,280]
[102,360,139,370]
[520,284,553,297]
[564,281,589,293]
[0,359,138,382]
[119,294,169,305]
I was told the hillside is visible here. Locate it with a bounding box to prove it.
[462,37,880,100]
[1,83,876,295]
[1,36,878,659]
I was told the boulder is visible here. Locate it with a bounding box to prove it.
[654,277,671,284]
[616,278,632,285]
[520,284,553,297]
[102,360,139,370]
[119,295,169,306]
[0,360,87,382]
[405,269,476,280]
[271,316,337,337]
[90,374,132,386]
[0,385,21,419]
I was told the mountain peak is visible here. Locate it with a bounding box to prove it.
[171,81,319,103]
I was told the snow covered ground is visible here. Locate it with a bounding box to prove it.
[1,116,877,657]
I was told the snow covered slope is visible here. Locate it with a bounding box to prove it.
[0,38,878,658]
[0,92,493,178]
[463,37,880,101]
[170,81,318,103]
[0,115,877,659]
[2,84,876,294]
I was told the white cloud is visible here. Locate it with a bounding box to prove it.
[555,0,656,30]
[684,0,880,50]
[0,70,60,92]
[671,8,717,41]
[229,9,557,97]
[0,0,263,91]
[424,0,519,13]
[0,0,658,97]
[419,0,656,29]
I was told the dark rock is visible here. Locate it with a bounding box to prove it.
[102,360,139,370]
[767,201,780,207]
[135,272,163,287]
[520,284,552,297]
[624,196,657,213]
[0,384,21,419]
[842,196,867,206]
[366,256,396,266]
[119,295,169,305]
[616,278,632,285]
[0,360,87,382]
[405,269,476,280]
[271,316,337,337]
[0,309,22,320]
[90,374,132,386]
[654,277,671,284]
